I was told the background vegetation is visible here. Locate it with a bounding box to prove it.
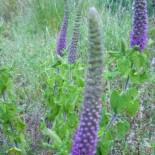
[0,0,155,154]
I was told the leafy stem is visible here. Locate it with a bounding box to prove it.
[122,63,133,94]
[102,63,133,137]
[2,91,19,148]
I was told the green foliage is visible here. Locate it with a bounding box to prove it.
[7,147,23,155]
[0,65,26,154]
[40,54,84,154]
[116,120,130,140]
[108,47,150,84]
[41,122,62,146]
[0,66,12,95]
[117,58,131,77]
[110,88,139,116]
[97,42,151,153]
[110,90,129,114]
[97,139,112,155]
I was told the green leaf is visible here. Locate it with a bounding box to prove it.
[0,104,17,122]
[130,70,149,84]
[97,130,114,154]
[129,70,140,84]
[110,91,129,114]
[126,88,138,99]
[117,122,126,136]
[104,70,119,80]
[75,76,85,87]
[116,120,130,140]
[7,147,22,155]
[100,108,109,127]
[46,128,62,144]
[130,46,140,53]
[42,142,54,149]
[14,119,25,132]
[64,95,78,113]
[51,60,61,68]
[1,104,7,113]
[147,39,154,46]
[43,128,62,145]
[117,59,131,77]
[131,52,146,69]
[66,112,78,129]
[143,49,151,58]
[46,104,61,121]
[108,51,123,57]
[127,100,139,116]
[97,140,111,155]
[148,27,155,36]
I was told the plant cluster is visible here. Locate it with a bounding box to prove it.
[0,0,154,154]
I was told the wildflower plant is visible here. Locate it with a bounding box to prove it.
[104,0,149,134]
[72,7,104,155]
[56,0,69,57]
[97,0,150,154]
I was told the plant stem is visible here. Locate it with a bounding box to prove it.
[103,65,133,136]
[9,124,18,148]
[104,113,118,133]
[123,75,130,93]
[122,63,133,94]
[53,68,59,95]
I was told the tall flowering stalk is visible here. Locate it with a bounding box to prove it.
[67,0,84,64]
[130,0,148,52]
[56,0,69,57]
[71,7,103,155]
[106,0,149,133]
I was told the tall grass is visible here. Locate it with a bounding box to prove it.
[0,0,28,22]
[29,0,75,34]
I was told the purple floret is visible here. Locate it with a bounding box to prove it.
[72,104,102,155]
[56,30,67,57]
[71,7,103,155]
[56,0,69,57]
[67,1,83,64]
[130,0,148,51]
[68,39,77,64]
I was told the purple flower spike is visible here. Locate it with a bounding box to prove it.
[130,0,148,52]
[71,7,103,155]
[68,0,84,64]
[56,0,69,57]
